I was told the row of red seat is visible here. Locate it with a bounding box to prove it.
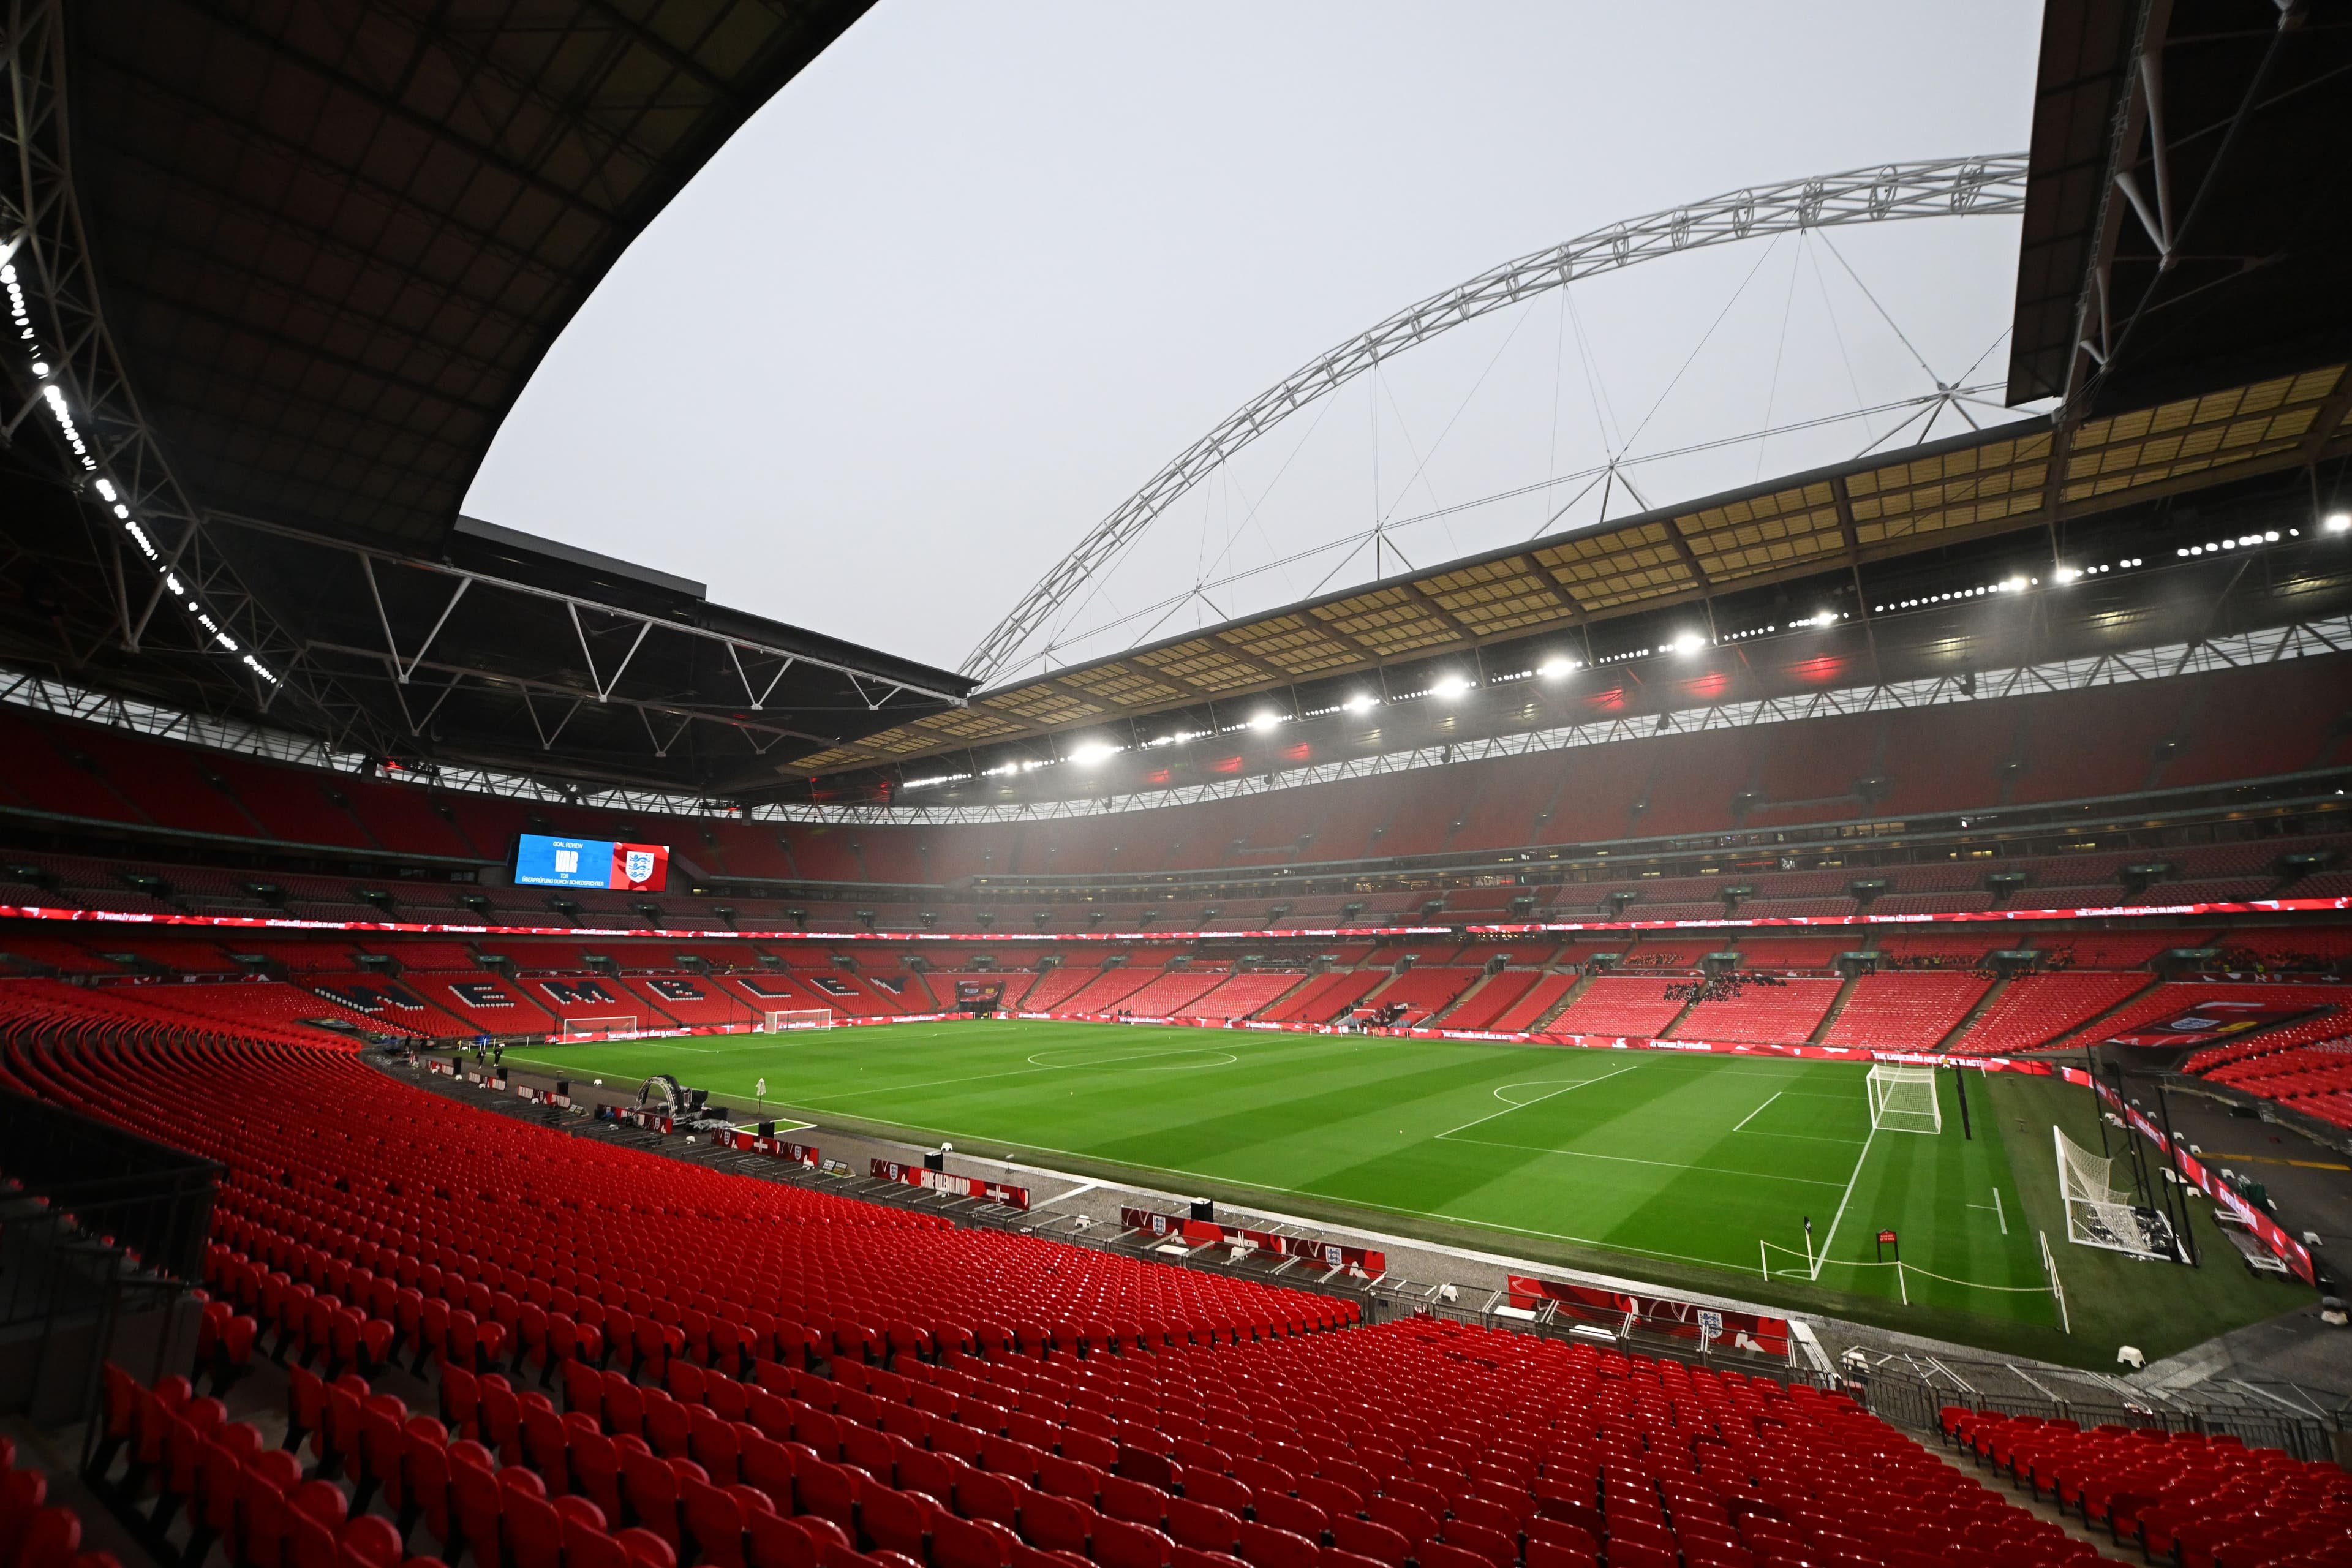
[0,1436,119,1568]
[7,659,2350,890]
[1939,1409,2350,1567]
[9,968,2130,1568]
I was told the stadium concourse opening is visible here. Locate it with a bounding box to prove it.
[2,4,2351,1568]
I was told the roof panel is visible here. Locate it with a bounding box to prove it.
[69,0,875,551]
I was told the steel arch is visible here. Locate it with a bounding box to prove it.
[963,154,2027,684]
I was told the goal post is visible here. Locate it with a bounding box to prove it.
[2055,1124,2173,1259]
[1866,1064,1942,1134]
[762,1009,834,1032]
[556,1016,640,1042]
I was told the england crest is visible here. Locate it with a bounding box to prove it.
[624,848,655,883]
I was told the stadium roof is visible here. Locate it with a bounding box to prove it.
[0,0,974,794]
[793,361,2351,777]
[1,0,2344,803]
[2008,0,2352,411]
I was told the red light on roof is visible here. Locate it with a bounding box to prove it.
[1683,670,1729,700]
[1211,756,1243,775]
[1791,655,1844,684]
[1283,742,1311,761]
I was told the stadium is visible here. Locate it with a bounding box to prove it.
[0,3,2348,1567]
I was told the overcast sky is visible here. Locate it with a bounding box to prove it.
[465,1,2046,677]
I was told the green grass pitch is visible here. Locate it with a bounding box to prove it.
[503,1019,2305,1365]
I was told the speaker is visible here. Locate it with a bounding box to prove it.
[1189,1197,1215,1223]
[554,1080,570,1097]
[757,1121,776,1139]
[924,1150,946,1172]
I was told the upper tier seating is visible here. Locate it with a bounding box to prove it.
[6,653,2351,883]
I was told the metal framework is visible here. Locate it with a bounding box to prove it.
[0,0,371,744]
[964,154,2029,684]
[207,512,970,762]
[14,610,2342,834]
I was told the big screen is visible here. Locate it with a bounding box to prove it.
[513,834,671,892]
[956,979,1007,1008]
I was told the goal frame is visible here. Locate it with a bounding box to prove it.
[763,1009,834,1032]
[2054,1125,2171,1259]
[557,1015,640,1042]
[1866,1064,1942,1135]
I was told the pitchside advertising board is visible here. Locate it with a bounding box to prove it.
[512,833,669,892]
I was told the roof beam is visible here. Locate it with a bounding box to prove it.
[205,512,970,707]
[1515,554,1591,622]
[176,0,627,224]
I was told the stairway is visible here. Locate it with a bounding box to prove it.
[2041,973,2168,1052]
[1247,969,1325,1021]
[1528,970,1599,1032]
[1806,972,1863,1046]
[1428,971,1498,1026]
[1933,974,2011,1052]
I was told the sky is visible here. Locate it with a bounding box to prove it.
[464,1,2047,679]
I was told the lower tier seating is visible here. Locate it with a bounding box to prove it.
[1940,1408,2349,1567]
[6,977,2119,1568]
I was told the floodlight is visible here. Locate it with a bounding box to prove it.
[1066,742,1120,765]
[1671,631,1706,655]
[1537,656,1577,678]
[1247,710,1284,731]
[1343,693,1379,714]
[1431,675,1472,698]
[2324,512,2351,533]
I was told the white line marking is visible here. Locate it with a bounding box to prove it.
[1026,1178,1103,1211]
[1812,1121,1879,1280]
[1435,1065,1638,1137]
[1994,1186,2007,1235]
[1441,1135,1847,1186]
[1732,1090,1782,1132]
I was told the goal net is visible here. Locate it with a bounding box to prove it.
[763,1009,834,1032]
[2055,1125,2172,1259]
[1866,1064,1942,1134]
[557,1016,639,1042]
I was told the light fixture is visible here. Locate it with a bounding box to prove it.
[1431,675,1472,698]
[2054,566,2082,584]
[2324,512,2351,534]
[1343,693,1379,714]
[1537,656,1577,678]
[1671,631,1707,655]
[1246,711,1284,732]
[1067,742,1121,765]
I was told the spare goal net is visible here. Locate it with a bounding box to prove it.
[763,1009,834,1032]
[1865,1064,1942,1134]
[557,1016,639,1042]
[2055,1125,2173,1258]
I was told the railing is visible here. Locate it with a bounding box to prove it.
[1859,1364,2342,1464]
[0,1087,221,1422]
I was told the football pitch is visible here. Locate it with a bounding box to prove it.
[503,1019,2304,1364]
